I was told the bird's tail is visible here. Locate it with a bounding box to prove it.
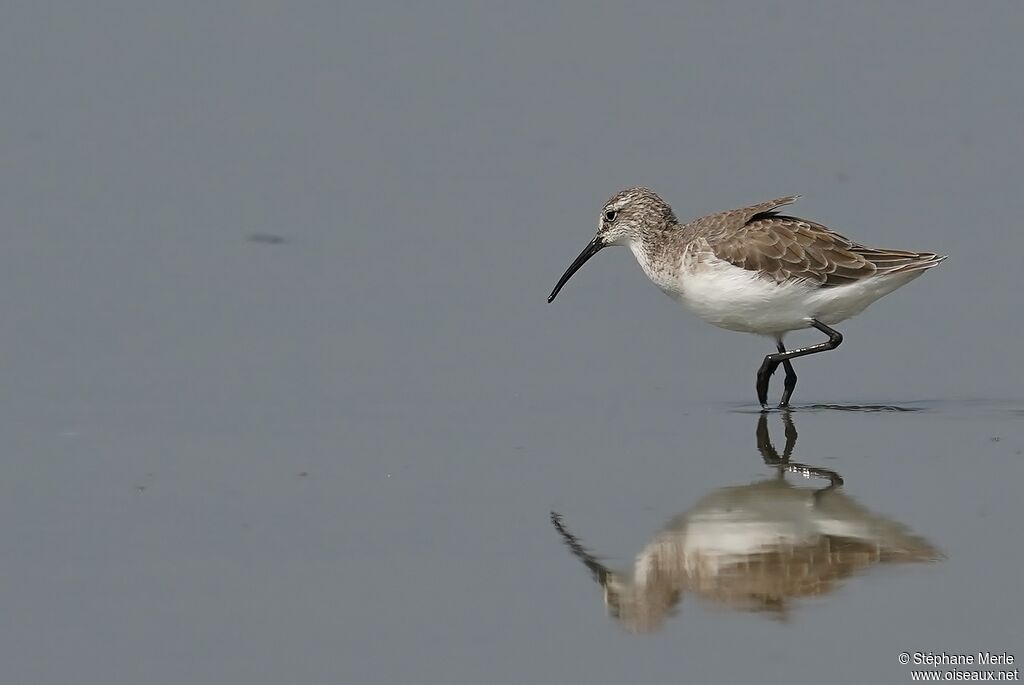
[855,248,947,276]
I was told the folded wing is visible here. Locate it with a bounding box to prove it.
[701,200,945,287]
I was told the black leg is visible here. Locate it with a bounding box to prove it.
[756,320,844,409]
[777,341,798,408]
[755,356,777,409]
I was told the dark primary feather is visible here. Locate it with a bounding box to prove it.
[692,196,946,287]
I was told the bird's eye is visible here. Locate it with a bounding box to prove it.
[604,210,617,222]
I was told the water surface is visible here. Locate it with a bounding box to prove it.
[1,2,1022,684]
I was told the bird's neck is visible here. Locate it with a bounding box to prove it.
[628,224,686,293]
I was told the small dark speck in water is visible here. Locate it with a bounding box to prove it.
[991,436,1002,442]
[248,233,287,245]
[298,471,309,477]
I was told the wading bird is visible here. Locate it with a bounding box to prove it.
[548,189,945,408]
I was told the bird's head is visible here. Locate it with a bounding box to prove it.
[548,187,676,302]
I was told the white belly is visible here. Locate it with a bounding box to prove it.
[640,251,922,336]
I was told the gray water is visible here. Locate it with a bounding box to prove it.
[1,2,1022,684]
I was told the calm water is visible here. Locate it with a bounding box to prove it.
[1,2,1022,684]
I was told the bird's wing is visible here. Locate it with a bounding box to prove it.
[691,195,801,233]
[702,202,944,287]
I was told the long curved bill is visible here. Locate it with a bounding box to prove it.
[547,237,605,303]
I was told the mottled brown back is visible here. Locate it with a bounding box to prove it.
[690,197,946,287]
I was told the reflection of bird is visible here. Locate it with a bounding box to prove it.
[550,414,943,633]
[547,189,945,408]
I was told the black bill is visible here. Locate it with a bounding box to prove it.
[547,238,605,303]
